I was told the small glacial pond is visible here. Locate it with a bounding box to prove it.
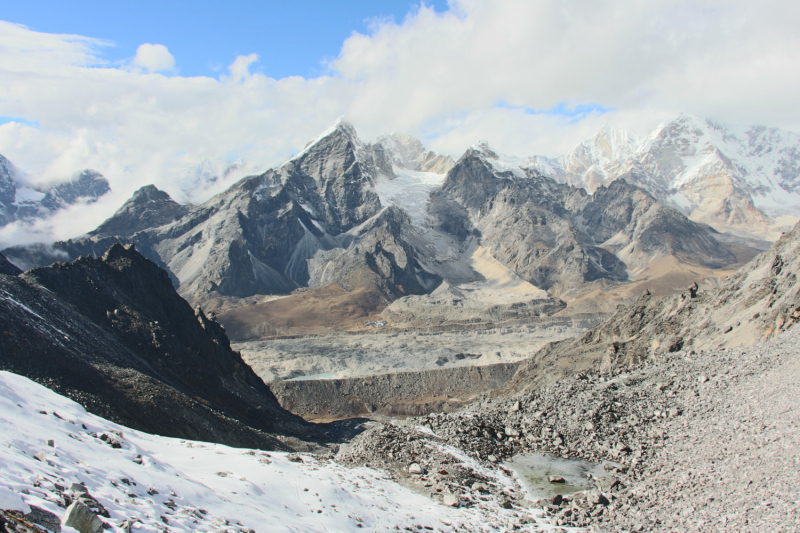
[504,453,607,500]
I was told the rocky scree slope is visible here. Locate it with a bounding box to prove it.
[341,324,800,532]
[0,243,329,450]
[507,218,800,393]
[428,143,737,296]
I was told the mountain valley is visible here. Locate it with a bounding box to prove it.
[2,118,769,385]
[1,115,800,532]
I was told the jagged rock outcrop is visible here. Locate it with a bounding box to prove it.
[507,219,800,393]
[0,252,21,276]
[0,243,323,449]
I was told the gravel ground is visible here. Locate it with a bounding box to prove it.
[616,326,800,532]
[339,326,800,532]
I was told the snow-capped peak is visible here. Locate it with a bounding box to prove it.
[469,141,528,179]
[284,117,362,166]
[529,114,800,239]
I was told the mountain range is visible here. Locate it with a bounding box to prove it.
[1,118,771,339]
[528,114,800,240]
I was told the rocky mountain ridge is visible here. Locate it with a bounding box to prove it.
[0,243,337,450]
[506,217,800,393]
[1,121,753,343]
[426,142,737,297]
[528,114,800,239]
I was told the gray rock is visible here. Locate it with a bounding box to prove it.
[62,501,103,533]
[25,505,61,533]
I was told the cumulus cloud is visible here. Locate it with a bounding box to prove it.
[0,1,799,246]
[133,43,175,72]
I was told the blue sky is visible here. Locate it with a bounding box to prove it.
[3,0,449,79]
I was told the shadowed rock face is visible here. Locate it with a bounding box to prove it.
[0,243,322,449]
[0,251,21,275]
[507,219,800,394]
[429,146,737,296]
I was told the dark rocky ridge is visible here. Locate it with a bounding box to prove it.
[0,243,335,450]
[0,251,21,276]
[91,184,188,238]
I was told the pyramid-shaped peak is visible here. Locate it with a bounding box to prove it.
[285,117,364,166]
[128,184,174,204]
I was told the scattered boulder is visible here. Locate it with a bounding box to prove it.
[61,501,104,533]
[442,494,460,507]
[24,506,60,533]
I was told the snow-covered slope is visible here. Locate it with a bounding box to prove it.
[375,168,446,225]
[530,115,800,239]
[0,371,558,532]
[373,133,455,175]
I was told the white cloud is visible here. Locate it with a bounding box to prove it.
[0,1,799,246]
[133,43,175,72]
[227,53,258,82]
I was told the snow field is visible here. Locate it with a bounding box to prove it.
[0,371,566,532]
